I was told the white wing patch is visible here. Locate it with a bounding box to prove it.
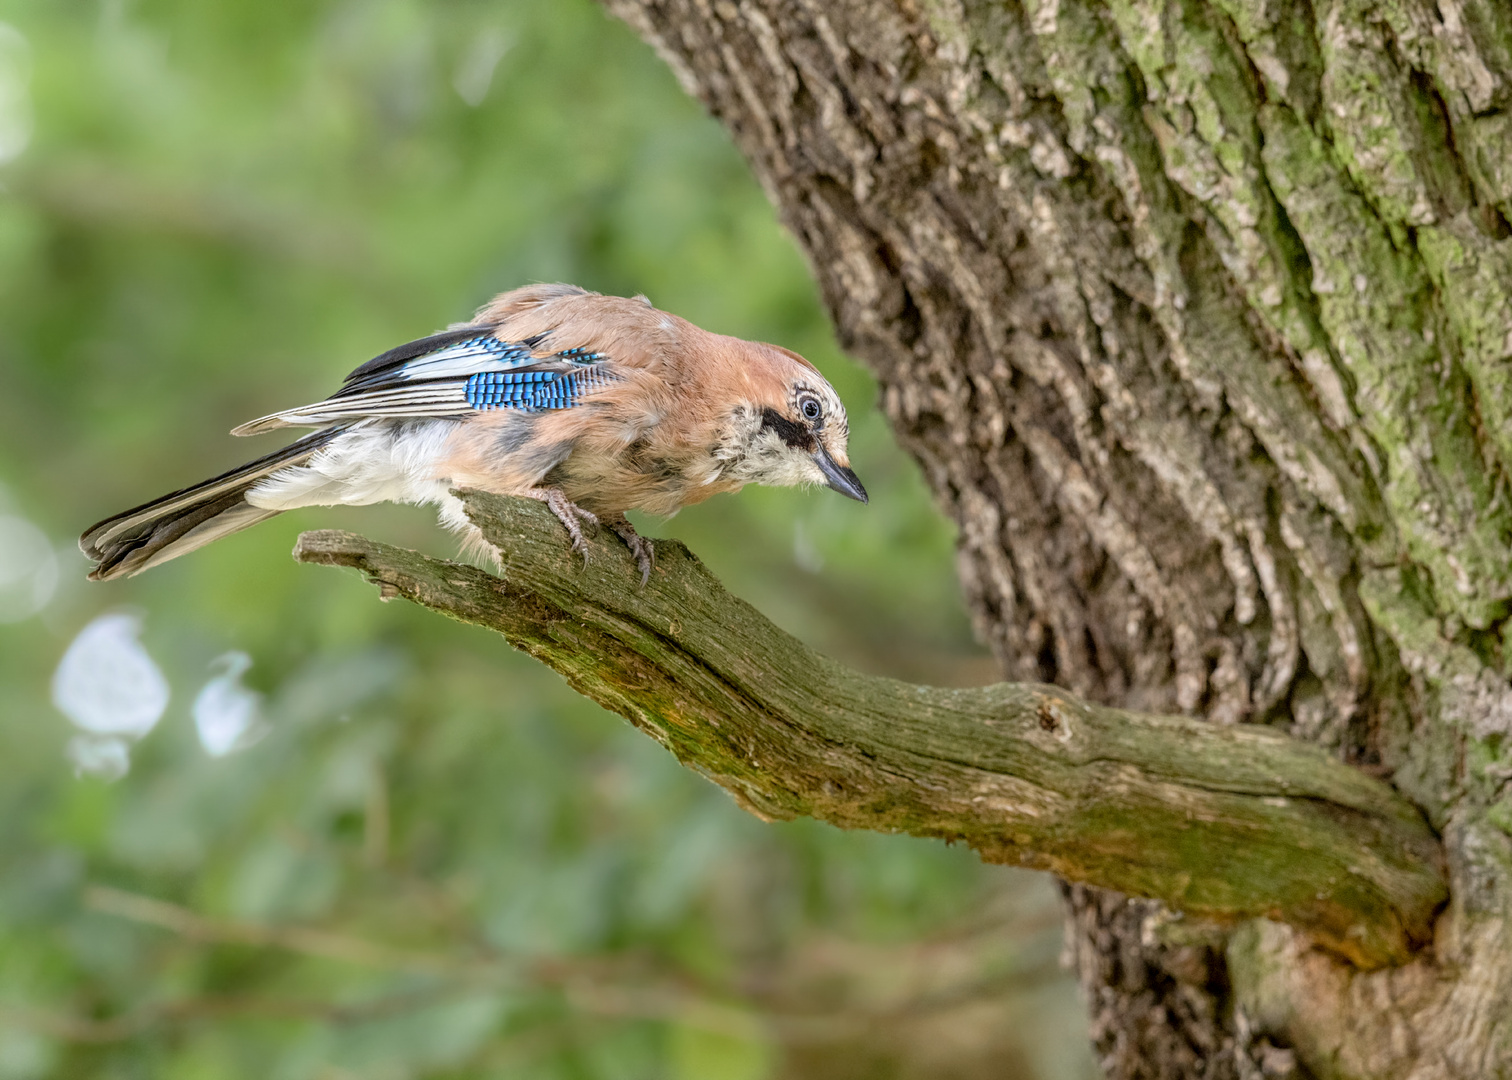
[345,337,536,388]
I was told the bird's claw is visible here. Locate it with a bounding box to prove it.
[530,488,598,564]
[608,517,654,587]
[526,491,651,583]
[624,536,655,587]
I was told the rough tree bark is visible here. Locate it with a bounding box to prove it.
[573,1,1512,1077]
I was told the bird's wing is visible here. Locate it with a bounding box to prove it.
[232,327,620,436]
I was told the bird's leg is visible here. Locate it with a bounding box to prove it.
[605,514,655,587]
[523,487,598,559]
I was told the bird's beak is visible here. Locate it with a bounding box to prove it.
[814,446,868,503]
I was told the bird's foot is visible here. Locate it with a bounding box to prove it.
[606,515,655,587]
[525,487,598,560]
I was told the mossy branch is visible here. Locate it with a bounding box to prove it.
[294,490,1446,969]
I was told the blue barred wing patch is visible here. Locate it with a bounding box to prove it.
[465,365,616,412]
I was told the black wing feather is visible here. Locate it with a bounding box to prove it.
[337,324,494,396]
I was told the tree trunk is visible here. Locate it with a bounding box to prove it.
[594,1,1512,1076]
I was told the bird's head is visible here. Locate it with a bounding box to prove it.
[717,346,867,504]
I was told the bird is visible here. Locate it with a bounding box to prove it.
[81,283,868,585]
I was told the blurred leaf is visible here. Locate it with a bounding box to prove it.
[669,1010,772,1080]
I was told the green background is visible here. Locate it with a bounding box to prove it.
[0,1,1094,1076]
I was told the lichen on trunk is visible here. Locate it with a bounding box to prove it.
[591,0,1512,1076]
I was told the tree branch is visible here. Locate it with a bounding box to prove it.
[294,491,1446,969]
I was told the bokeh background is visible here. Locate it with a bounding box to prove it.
[0,1,1096,1076]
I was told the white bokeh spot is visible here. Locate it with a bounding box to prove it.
[52,613,169,740]
[0,23,32,165]
[193,651,264,757]
[453,27,511,106]
[67,735,131,782]
[0,514,58,622]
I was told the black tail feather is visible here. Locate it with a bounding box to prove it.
[82,428,344,580]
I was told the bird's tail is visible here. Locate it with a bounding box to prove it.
[81,428,344,581]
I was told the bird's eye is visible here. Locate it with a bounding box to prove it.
[801,397,822,421]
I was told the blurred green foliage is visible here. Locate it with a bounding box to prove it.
[0,1,1094,1077]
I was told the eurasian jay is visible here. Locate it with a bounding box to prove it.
[81,283,867,584]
